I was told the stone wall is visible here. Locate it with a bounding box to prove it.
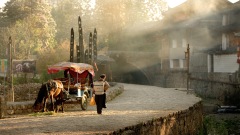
[110,101,203,135]
[0,83,124,117]
[0,83,41,102]
[154,71,187,88]
[154,71,240,105]
[190,72,236,99]
[0,96,6,118]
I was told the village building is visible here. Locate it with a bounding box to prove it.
[155,0,240,105]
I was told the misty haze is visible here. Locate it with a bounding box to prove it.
[0,0,240,134]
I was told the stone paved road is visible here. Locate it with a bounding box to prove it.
[0,83,201,135]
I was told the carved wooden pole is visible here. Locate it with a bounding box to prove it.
[93,28,97,62]
[88,32,93,65]
[85,49,89,64]
[70,28,74,62]
[77,16,84,63]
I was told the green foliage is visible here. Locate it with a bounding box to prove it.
[36,41,70,75]
[29,111,55,116]
[224,89,240,107]
[200,115,240,135]
[204,116,228,135]
[51,0,83,44]
[0,0,31,26]
[0,0,56,60]
[39,71,64,83]
[13,76,40,84]
[0,0,169,81]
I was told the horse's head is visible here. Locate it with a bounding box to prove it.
[32,102,43,112]
[32,84,46,112]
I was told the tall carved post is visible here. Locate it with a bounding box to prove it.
[93,28,97,63]
[77,16,84,63]
[85,49,89,64]
[70,28,74,62]
[88,32,93,64]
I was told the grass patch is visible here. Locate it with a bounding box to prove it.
[198,115,240,135]
[28,111,55,117]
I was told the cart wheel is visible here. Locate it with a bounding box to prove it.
[81,94,88,110]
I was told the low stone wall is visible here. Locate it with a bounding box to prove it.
[155,71,240,106]
[0,96,6,119]
[0,83,41,102]
[0,83,124,117]
[6,101,34,115]
[110,101,203,135]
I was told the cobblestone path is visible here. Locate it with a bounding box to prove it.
[0,83,201,135]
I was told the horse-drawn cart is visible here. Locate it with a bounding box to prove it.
[47,61,95,110]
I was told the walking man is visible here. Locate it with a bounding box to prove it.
[93,74,110,114]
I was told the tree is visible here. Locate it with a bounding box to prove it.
[37,41,70,75]
[144,0,168,21]
[0,0,56,59]
[51,0,84,44]
[92,0,167,51]
[0,0,31,27]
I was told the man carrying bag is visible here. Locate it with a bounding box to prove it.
[92,74,110,114]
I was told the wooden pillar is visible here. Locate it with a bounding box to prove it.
[7,37,14,102]
[70,28,74,62]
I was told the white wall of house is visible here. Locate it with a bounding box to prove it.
[172,39,177,48]
[182,39,187,47]
[170,48,186,59]
[213,54,238,73]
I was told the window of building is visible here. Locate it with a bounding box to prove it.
[172,40,177,48]
[170,59,173,68]
[172,59,180,68]
[180,59,186,68]
[222,14,228,26]
[222,33,229,50]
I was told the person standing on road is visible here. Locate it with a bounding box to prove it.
[93,74,110,114]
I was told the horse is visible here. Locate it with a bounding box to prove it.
[33,79,65,113]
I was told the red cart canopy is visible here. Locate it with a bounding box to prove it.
[47,62,94,76]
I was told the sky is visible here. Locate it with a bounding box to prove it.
[166,0,239,8]
[0,0,9,8]
[0,0,239,9]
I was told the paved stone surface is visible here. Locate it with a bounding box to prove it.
[0,83,201,135]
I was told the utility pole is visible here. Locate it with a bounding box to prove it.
[237,46,240,81]
[8,37,14,101]
[185,44,190,94]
